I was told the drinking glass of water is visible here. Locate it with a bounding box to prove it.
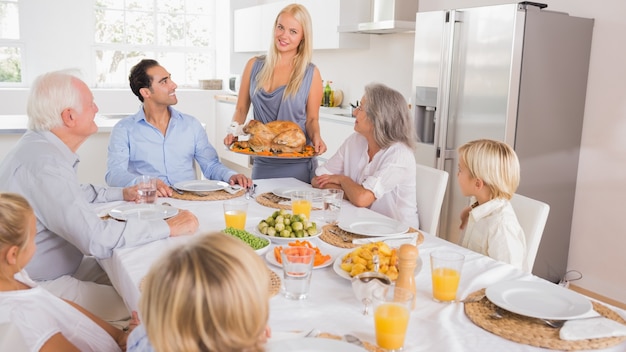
[280,246,315,300]
[323,189,343,224]
[135,175,157,204]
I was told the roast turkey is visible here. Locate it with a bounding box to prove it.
[242,120,306,153]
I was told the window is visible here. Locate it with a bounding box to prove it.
[94,0,216,87]
[0,0,22,84]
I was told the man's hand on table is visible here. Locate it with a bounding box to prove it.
[166,210,199,236]
[229,174,253,189]
[155,179,173,197]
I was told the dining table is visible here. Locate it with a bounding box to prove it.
[97,177,626,352]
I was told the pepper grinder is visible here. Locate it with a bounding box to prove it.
[395,243,419,309]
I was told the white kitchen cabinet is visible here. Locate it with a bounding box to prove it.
[233,2,286,53]
[318,115,355,164]
[297,0,369,50]
[215,97,253,170]
[233,6,260,53]
[233,0,369,53]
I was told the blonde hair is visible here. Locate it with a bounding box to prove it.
[27,69,84,131]
[140,232,270,352]
[0,193,33,253]
[458,139,520,200]
[256,3,313,99]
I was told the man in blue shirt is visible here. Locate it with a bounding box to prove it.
[106,59,252,194]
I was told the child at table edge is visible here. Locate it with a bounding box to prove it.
[0,192,139,351]
[126,232,271,352]
[457,139,527,271]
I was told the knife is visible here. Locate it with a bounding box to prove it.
[352,232,419,245]
[170,185,185,195]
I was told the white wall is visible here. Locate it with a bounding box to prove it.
[229,0,626,304]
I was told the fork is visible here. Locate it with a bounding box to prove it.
[328,228,350,242]
[246,183,257,200]
[304,328,320,338]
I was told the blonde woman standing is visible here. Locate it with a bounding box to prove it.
[127,232,271,352]
[457,139,526,270]
[224,3,326,183]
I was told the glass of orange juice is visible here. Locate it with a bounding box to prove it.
[291,191,313,219]
[430,250,464,302]
[372,285,413,351]
[223,200,248,229]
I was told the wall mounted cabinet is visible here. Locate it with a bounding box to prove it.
[233,0,369,53]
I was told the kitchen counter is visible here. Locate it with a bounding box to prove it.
[214,94,356,123]
[0,114,124,134]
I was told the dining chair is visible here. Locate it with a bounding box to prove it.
[415,164,449,235]
[510,193,550,273]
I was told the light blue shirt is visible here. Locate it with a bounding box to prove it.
[106,107,237,187]
[0,130,170,280]
[126,325,155,352]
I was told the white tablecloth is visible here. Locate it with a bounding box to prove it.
[98,178,626,352]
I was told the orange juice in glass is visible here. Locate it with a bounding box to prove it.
[432,267,461,301]
[291,191,313,219]
[373,286,413,351]
[223,200,248,229]
[430,251,464,302]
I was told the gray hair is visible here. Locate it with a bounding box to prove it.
[363,83,416,150]
[27,69,84,131]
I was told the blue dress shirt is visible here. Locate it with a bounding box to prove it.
[106,107,237,187]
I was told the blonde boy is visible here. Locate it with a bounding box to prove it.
[457,139,526,270]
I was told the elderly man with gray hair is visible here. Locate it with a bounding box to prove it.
[0,70,199,324]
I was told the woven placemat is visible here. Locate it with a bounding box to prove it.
[318,332,383,352]
[171,189,245,201]
[255,192,322,211]
[319,224,424,249]
[268,269,281,297]
[464,288,626,350]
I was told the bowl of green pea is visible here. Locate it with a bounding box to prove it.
[222,227,271,256]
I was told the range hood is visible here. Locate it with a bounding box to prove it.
[338,0,418,34]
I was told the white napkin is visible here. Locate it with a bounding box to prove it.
[352,232,419,246]
[560,316,626,340]
[217,182,243,195]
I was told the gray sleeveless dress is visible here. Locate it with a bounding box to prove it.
[248,57,318,183]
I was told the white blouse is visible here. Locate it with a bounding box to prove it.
[316,133,418,228]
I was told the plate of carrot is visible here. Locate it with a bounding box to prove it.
[266,240,333,269]
[230,144,317,159]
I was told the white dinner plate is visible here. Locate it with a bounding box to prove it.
[332,252,422,281]
[254,226,322,243]
[265,248,334,269]
[265,337,365,352]
[338,217,409,237]
[173,180,227,193]
[272,187,323,199]
[108,204,178,221]
[485,280,593,320]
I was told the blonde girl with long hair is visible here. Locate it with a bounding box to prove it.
[224,3,326,183]
[127,232,271,352]
[0,192,134,351]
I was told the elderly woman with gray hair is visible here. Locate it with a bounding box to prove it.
[312,83,418,228]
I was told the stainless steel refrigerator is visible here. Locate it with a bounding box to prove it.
[410,2,593,281]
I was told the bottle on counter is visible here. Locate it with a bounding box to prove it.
[323,80,332,107]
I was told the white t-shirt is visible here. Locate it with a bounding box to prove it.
[0,271,121,352]
[316,133,418,228]
[461,198,527,270]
